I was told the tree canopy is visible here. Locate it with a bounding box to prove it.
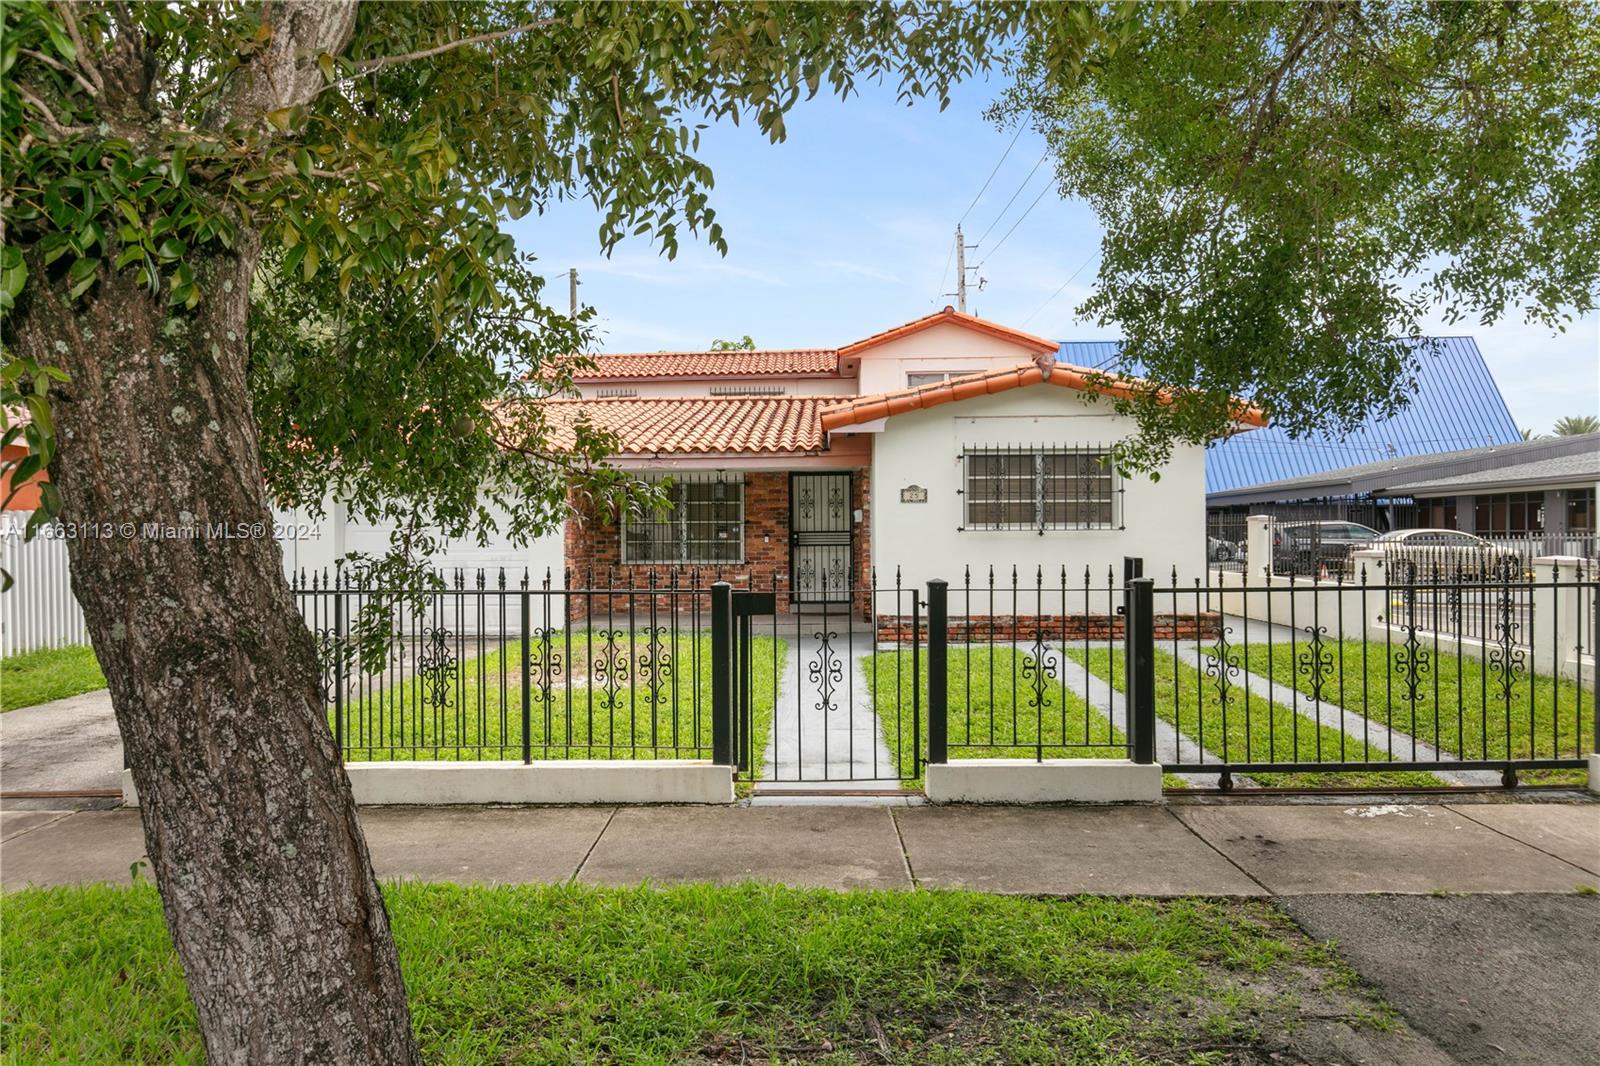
[996,1,1599,469]
[6,0,1125,563]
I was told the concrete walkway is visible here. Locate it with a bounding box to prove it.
[761,633,899,786]
[4,796,1595,894]
[0,690,121,809]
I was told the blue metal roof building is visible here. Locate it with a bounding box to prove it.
[1057,337,1522,497]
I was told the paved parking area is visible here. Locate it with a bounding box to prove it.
[4,797,1595,894]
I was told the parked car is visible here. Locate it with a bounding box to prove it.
[1207,535,1242,563]
[1271,521,1380,576]
[1373,529,1525,581]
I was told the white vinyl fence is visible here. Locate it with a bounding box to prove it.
[1,516,90,657]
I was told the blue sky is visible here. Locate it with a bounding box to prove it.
[507,78,1599,436]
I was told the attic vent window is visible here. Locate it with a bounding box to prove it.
[907,370,977,387]
[709,384,786,396]
[595,387,638,398]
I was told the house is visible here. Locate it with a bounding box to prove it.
[1205,431,1598,555]
[1063,336,1525,500]
[539,306,1265,615]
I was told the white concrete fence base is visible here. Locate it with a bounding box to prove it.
[1589,754,1600,797]
[123,760,735,807]
[924,759,1163,804]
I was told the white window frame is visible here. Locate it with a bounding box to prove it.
[906,369,978,388]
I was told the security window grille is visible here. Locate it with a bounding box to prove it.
[960,447,1119,532]
[622,474,745,563]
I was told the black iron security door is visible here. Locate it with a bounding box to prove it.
[790,472,852,604]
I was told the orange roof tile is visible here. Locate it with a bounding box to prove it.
[836,306,1060,358]
[541,396,829,454]
[570,349,839,380]
[819,362,1269,432]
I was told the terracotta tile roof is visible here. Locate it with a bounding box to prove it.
[541,396,828,454]
[836,305,1060,358]
[569,349,839,380]
[819,361,1269,432]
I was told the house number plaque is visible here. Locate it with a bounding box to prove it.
[900,485,929,504]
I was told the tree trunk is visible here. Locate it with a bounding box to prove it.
[11,227,422,1064]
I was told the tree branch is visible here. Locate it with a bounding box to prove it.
[52,1,106,93]
[18,48,101,97]
[352,18,560,75]
[12,83,94,140]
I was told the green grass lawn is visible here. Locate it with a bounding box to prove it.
[1067,647,1448,789]
[865,647,1156,790]
[0,881,1402,1064]
[0,645,107,711]
[1240,639,1593,787]
[333,633,784,779]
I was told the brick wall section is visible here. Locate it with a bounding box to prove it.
[874,612,1222,643]
[852,466,871,619]
[564,470,873,619]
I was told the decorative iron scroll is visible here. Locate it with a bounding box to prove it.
[1204,625,1241,704]
[1489,587,1526,706]
[530,627,563,705]
[1394,622,1431,709]
[809,629,842,712]
[1021,627,1057,709]
[417,626,457,714]
[313,627,344,706]
[591,629,629,710]
[636,625,671,707]
[1297,625,1335,703]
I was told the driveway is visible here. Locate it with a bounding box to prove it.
[0,690,122,809]
[1284,894,1600,1066]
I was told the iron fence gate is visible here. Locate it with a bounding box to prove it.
[298,559,1594,792]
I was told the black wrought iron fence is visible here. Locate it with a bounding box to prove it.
[1126,562,1597,787]
[1205,513,1248,572]
[296,559,1595,792]
[295,566,763,764]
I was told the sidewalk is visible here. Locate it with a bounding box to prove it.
[3,795,1595,893]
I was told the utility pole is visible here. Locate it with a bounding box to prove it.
[568,268,579,318]
[954,224,968,313]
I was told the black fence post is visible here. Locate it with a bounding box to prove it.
[1121,556,1143,725]
[1127,576,1156,765]
[332,584,345,754]
[520,582,532,765]
[926,579,948,766]
[710,581,733,766]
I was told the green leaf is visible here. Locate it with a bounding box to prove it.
[67,258,99,300]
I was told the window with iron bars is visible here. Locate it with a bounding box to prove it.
[959,446,1120,532]
[621,473,745,563]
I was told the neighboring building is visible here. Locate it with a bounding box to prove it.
[1205,432,1598,555]
[541,306,1264,614]
[1062,336,1524,497]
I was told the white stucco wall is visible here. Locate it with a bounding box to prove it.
[273,496,565,584]
[855,320,1048,394]
[866,387,1207,609]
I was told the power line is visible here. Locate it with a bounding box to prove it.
[974,181,1051,270]
[957,124,1024,225]
[931,238,955,306]
[1020,253,1098,327]
[973,150,1048,248]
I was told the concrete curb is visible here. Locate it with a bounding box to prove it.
[122,761,735,807]
[924,759,1162,804]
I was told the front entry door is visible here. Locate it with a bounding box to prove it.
[790,472,852,603]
